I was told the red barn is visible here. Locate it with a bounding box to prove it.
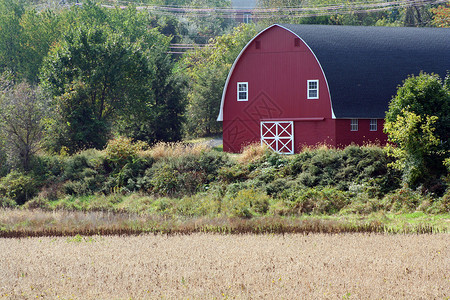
[218,24,450,153]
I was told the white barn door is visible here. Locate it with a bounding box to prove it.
[260,121,294,154]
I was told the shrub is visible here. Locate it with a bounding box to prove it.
[149,151,226,197]
[275,187,349,215]
[175,193,221,217]
[104,136,148,169]
[222,188,271,218]
[427,190,450,214]
[380,187,427,212]
[0,197,16,208]
[0,171,38,205]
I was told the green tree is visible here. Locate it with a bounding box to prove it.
[384,72,450,189]
[0,81,46,171]
[40,25,154,153]
[0,0,25,80]
[0,1,63,84]
[181,24,259,137]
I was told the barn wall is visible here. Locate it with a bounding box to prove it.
[335,119,388,147]
[294,119,336,150]
[223,119,336,153]
[222,26,334,153]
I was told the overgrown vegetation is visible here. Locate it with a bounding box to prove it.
[1,140,448,221]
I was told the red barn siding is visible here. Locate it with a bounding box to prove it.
[335,119,388,147]
[222,26,334,153]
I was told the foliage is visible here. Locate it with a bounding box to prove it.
[0,1,64,83]
[181,24,259,137]
[0,170,38,205]
[0,81,46,171]
[256,0,435,27]
[0,142,446,216]
[222,188,271,218]
[431,3,450,27]
[40,25,156,153]
[149,150,227,196]
[384,110,440,188]
[384,72,450,189]
[104,136,149,170]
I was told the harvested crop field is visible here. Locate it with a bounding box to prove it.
[0,234,448,299]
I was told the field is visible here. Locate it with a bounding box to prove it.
[0,233,448,299]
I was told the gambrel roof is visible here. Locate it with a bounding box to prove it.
[218,24,450,120]
[278,24,450,118]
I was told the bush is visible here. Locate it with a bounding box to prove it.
[381,187,428,212]
[104,136,148,169]
[149,151,226,197]
[0,170,38,205]
[275,187,349,215]
[427,190,450,214]
[222,188,271,218]
[0,196,17,208]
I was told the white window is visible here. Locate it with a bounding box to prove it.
[370,119,377,131]
[307,80,319,99]
[237,82,248,101]
[351,119,358,131]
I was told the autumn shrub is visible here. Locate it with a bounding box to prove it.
[238,142,270,164]
[148,142,208,160]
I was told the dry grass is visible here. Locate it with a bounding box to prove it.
[146,142,208,159]
[238,142,269,164]
[0,233,448,299]
[0,209,447,237]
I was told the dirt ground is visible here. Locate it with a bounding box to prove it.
[0,233,448,299]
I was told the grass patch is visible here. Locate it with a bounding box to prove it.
[0,209,448,237]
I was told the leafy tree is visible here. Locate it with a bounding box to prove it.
[0,1,63,84]
[19,9,64,83]
[0,81,46,171]
[431,3,450,27]
[0,0,25,80]
[384,72,450,189]
[181,24,259,137]
[40,25,154,153]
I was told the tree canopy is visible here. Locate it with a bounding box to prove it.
[384,72,450,190]
[181,23,259,137]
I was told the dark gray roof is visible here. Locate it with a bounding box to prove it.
[278,24,450,118]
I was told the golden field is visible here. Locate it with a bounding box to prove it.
[0,233,448,299]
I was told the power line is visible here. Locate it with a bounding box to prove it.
[94,0,445,19]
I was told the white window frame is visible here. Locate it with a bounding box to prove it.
[351,119,358,131]
[237,82,248,101]
[307,80,319,99]
[370,119,377,131]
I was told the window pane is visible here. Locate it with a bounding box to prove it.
[309,90,317,98]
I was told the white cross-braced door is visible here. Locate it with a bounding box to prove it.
[260,121,294,154]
